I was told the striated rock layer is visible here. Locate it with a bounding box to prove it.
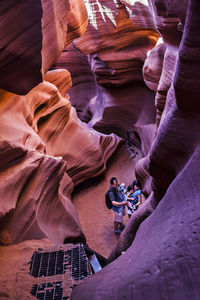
[72,0,200,299]
[0,67,121,249]
[1,0,200,299]
[0,86,84,246]
[75,0,160,86]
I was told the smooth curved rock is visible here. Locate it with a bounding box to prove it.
[147,0,188,128]
[75,0,159,86]
[1,0,200,299]
[71,0,200,299]
[143,42,165,92]
[0,65,122,247]
[27,70,121,186]
[0,0,87,94]
[0,89,85,245]
[72,153,200,299]
[41,0,88,75]
[51,43,98,119]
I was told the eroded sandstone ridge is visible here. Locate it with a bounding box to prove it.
[72,0,200,299]
[0,0,88,94]
[0,0,200,299]
[75,0,159,86]
[0,0,121,252]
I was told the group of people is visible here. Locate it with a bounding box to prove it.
[107,177,143,235]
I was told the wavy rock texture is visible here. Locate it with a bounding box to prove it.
[28,70,121,185]
[75,0,160,86]
[0,88,85,246]
[89,84,156,139]
[51,43,98,119]
[0,0,87,94]
[0,66,121,249]
[144,0,189,129]
[72,0,200,299]
[50,1,158,261]
[143,42,165,92]
[52,41,156,141]
[41,0,88,75]
[1,0,200,299]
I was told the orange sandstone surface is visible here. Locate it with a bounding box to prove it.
[0,0,200,299]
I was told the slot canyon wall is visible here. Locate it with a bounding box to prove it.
[0,0,199,299]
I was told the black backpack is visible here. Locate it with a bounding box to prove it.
[105,187,118,209]
[105,190,113,209]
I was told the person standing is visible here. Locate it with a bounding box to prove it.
[108,177,127,234]
[126,185,134,218]
[118,183,127,220]
[127,180,142,218]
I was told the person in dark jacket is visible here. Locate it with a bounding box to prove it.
[108,177,127,234]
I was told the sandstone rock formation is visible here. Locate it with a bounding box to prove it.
[72,0,200,299]
[0,0,122,247]
[0,0,87,94]
[75,0,159,86]
[51,43,98,119]
[0,66,121,247]
[0,0,200,299]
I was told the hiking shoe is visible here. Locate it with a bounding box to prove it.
[114,229,122,235]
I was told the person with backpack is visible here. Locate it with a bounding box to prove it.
[106,177,127,235]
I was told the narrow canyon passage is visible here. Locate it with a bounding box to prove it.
[72,145,142,258]
[71,78,156,258]
[1,0,200,299]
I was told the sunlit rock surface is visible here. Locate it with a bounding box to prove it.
[0,66,121,249]
[28,70,121,186]
[72,0,200,299]
[144,0,189,129]
[0,87,85,246]
[75,0,160,86]
[143,41,165,92]
[1,0,200,299]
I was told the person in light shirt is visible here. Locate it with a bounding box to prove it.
[127,180,142,218]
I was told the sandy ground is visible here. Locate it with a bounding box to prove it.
[72,145,142,258]
[0,147,143,298]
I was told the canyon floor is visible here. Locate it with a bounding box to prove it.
[72,145,143,258]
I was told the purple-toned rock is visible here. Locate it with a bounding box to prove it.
[71,0,200,299]
[0,0,87,94]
